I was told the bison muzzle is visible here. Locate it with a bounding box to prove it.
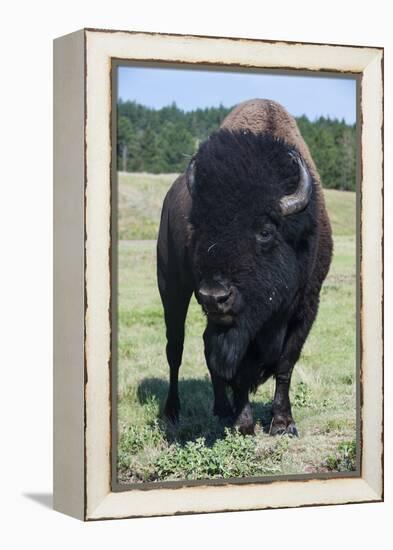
[157,99,333,436]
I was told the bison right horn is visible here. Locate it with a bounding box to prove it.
[280,152,312,216]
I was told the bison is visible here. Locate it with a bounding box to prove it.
[157,99,333,436]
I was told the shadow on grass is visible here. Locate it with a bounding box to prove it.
[137,377,273,444]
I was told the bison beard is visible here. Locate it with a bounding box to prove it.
[203,265,299,384]
[206,321,251,381]
[157,99,332,437]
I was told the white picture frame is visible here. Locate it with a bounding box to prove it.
[53,28,383,521]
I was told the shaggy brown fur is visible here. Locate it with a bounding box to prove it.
[157,99,332,436]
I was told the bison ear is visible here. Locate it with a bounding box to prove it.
[186,159,196,196]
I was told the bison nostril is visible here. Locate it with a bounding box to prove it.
[198,283,233,309]
[216,290,231,304]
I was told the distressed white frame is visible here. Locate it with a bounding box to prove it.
[53,28,383,521]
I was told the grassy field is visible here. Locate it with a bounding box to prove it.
[117,172,357,484]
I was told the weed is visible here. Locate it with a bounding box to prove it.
[118,420,165,468]
[133,429,284,481]
[325,440,357,472]
[293,382,312,408]
[341,373,354,385]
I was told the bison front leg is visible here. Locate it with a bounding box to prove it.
[231,382,254,435]
[209,370,233,420]
[203,330,234,420]
[160,285,192,423]
[270,307,319,437]
[270,363,298,437]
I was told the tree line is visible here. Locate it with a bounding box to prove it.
[117,100,357,191]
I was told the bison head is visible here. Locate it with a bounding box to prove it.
[187,129,317,379]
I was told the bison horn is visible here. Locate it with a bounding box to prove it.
[280,152,312,216]
[186,158,196,195]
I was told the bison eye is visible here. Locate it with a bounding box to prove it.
[256,225,275,244]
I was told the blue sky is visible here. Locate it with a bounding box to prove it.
[118,66,357,124]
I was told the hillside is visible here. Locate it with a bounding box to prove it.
[117,172,356,240]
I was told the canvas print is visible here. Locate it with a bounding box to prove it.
[114,65,358,485]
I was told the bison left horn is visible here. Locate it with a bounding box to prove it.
[186,158,196,195]
[280,152,312,216]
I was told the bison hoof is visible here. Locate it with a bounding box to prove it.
[269,417,298,437]
[234,404,255,435]
[237,422,255,436]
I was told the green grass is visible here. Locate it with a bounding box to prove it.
[116,172,357,484]
[118,171,357,241]
[118,172,178,240]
